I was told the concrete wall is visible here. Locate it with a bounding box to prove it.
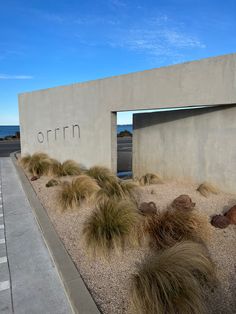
[133,105,236,193]
[19,53,236,172]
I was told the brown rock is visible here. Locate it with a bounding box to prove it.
[139,202,157,215]
[46,179,60,188]
[224,205,236,224]
[172,194,196,211]
[31,176,39,181]
[211,215,230,229]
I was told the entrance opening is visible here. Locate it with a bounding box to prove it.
[116,106,211,178]
[117,109,160,178]
[117,115,132,178]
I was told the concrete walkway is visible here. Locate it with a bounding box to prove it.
[0,158,72,314]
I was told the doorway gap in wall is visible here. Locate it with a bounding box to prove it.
[116,105,212,179]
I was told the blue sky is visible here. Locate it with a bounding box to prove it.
[0,0,236,125]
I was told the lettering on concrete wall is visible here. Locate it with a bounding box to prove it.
[37,124,80,144]
[37,132,44,143]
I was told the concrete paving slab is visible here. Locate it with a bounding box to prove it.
[0,288,12,313]
[1,196,31,216]
[0,158,73,314]
[0,280,10,292]
[0,256,7,264]
[0,243,7,257]
[11,154,101,314]
[0,228,4,237]
[0,262,10,282]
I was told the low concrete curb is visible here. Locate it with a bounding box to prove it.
[11,152,100,314]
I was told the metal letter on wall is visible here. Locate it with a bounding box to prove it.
[47,129,52,142]
[63,126,69,139]
[54,127,60,140]
[37,132,44,143]
[72,124,80,139]
[37,124,80,144]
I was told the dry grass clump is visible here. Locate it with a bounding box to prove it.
[130,241,215,314]
[20,154,32,168]
[31,152,49,160]
[119,179,138,195]
[95,178,137,203]
[58,181,76,210]
[58,175,100,211]
[48,159,83,177]
[87,166,138,203]
[82,199,139,257]
[27,152,52,176]
[142,208,210,249]
[61,160,82,176]
[72,175,100,203]
[197,182,219,197]
[139,173,163,185]
[20,152,51,176]
[48,159,63,176]
[86,166,116,186]
[20,153,83,177]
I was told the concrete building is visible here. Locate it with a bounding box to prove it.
[19,53,236,192]
[133,105,236,193]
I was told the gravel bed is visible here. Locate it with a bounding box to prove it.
[23,169,236,314]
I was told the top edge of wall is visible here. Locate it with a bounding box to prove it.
[18,52,236,97]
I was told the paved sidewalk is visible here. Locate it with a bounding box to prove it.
[0,165,12,313]
[0,158,72,314]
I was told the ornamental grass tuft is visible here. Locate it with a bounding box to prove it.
[86,165,116,187]
[139,173,163,185]
[58,174,100,211]
[197,182,219,197]
[130,241,215,314]
[58,181,76,210]
[60,160,83,176]
[20,154,32,169]
[27,152,52,176]
[82,198,139,257]
[142,208,210,249]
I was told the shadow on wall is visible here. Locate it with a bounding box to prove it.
[133,104,236,129]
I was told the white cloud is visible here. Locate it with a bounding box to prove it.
[107,16,205,61]
[163,30,205,49]
[24,8,205,64]
[0,74,33,80]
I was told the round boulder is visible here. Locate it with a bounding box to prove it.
[211,215,230,229]
[172,194,196,211]
[139,202,157,215]
[31,176,39,181]
[224,205,236,225]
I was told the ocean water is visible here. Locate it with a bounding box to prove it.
[117,124,132,133]
[0,125,20,138]
[0,124,132,139]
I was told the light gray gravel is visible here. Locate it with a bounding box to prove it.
[26,169,236,314]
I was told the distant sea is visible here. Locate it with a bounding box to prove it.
[0,125,20,139]
[117,124,132,133]
[0,124,131,139]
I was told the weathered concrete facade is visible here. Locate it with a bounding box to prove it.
[19,53,236,176]
[133,105,236,193]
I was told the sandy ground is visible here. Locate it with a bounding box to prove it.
[23,168,236,314]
